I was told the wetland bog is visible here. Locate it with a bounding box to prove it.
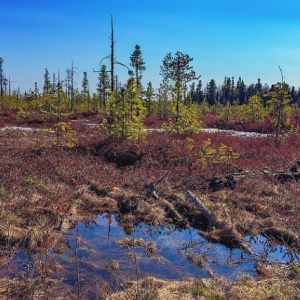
[0,115,300,299]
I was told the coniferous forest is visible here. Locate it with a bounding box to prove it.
[1,24,300,299]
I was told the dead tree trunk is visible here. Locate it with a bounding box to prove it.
[186,191,253,254]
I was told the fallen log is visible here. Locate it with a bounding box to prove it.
[186,191,253,254]
[204,168,300,190]
[158,199,187,226]
[186,191,215,226]
[145,173,169,200]
[275,171,300,183]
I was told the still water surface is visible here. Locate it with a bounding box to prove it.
[3,214,299,290]
[60,215,299,282]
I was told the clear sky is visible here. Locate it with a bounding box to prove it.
[1,0,300,93]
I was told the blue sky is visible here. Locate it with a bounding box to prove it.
[1,0,300,93]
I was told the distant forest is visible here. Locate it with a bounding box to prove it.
[1,22,300,143]
[1,52,300,109]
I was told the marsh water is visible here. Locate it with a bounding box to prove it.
[2,213,299,293]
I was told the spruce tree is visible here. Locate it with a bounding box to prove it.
[221,77,231,104]
[254,78,263,96]
[236,77,246,104]
[195,80,204,103]
[206,79,217,105]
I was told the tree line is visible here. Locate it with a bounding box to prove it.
[1,19,300,140]
[1,49,300,112]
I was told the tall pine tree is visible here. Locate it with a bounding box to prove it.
[97,65,110,111]
[130,44,146,90]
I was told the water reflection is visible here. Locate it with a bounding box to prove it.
[1,213,299,292]
[246,235,300,263]
[61,214,300,283]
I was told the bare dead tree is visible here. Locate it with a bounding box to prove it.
[94,16,130,93]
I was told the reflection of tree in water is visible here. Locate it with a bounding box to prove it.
[248,234,300,263]
[1,215,300,298]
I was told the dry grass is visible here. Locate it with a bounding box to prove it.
[105,263,300,300]
[226,275,300,300]
[0,277,75,299]
[1,116,300,298]
[105,276,224,300]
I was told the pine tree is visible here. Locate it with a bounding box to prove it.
[30,82,41,112]
[52,72,68,118]
[160,51,198,128]
[130,44,146,90]
[145,81,154,116]
[42,68,55,118]
[43,68,52,95]
[105,78,146,139]
[160,52,196,85]
[268,68,292,145]
[97,65,110,111]
[157,78,171,119]
[81,71,90,110]
[163,85,200,134]
[246,94,265,122]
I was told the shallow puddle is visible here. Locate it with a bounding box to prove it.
[1,214,299,293]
